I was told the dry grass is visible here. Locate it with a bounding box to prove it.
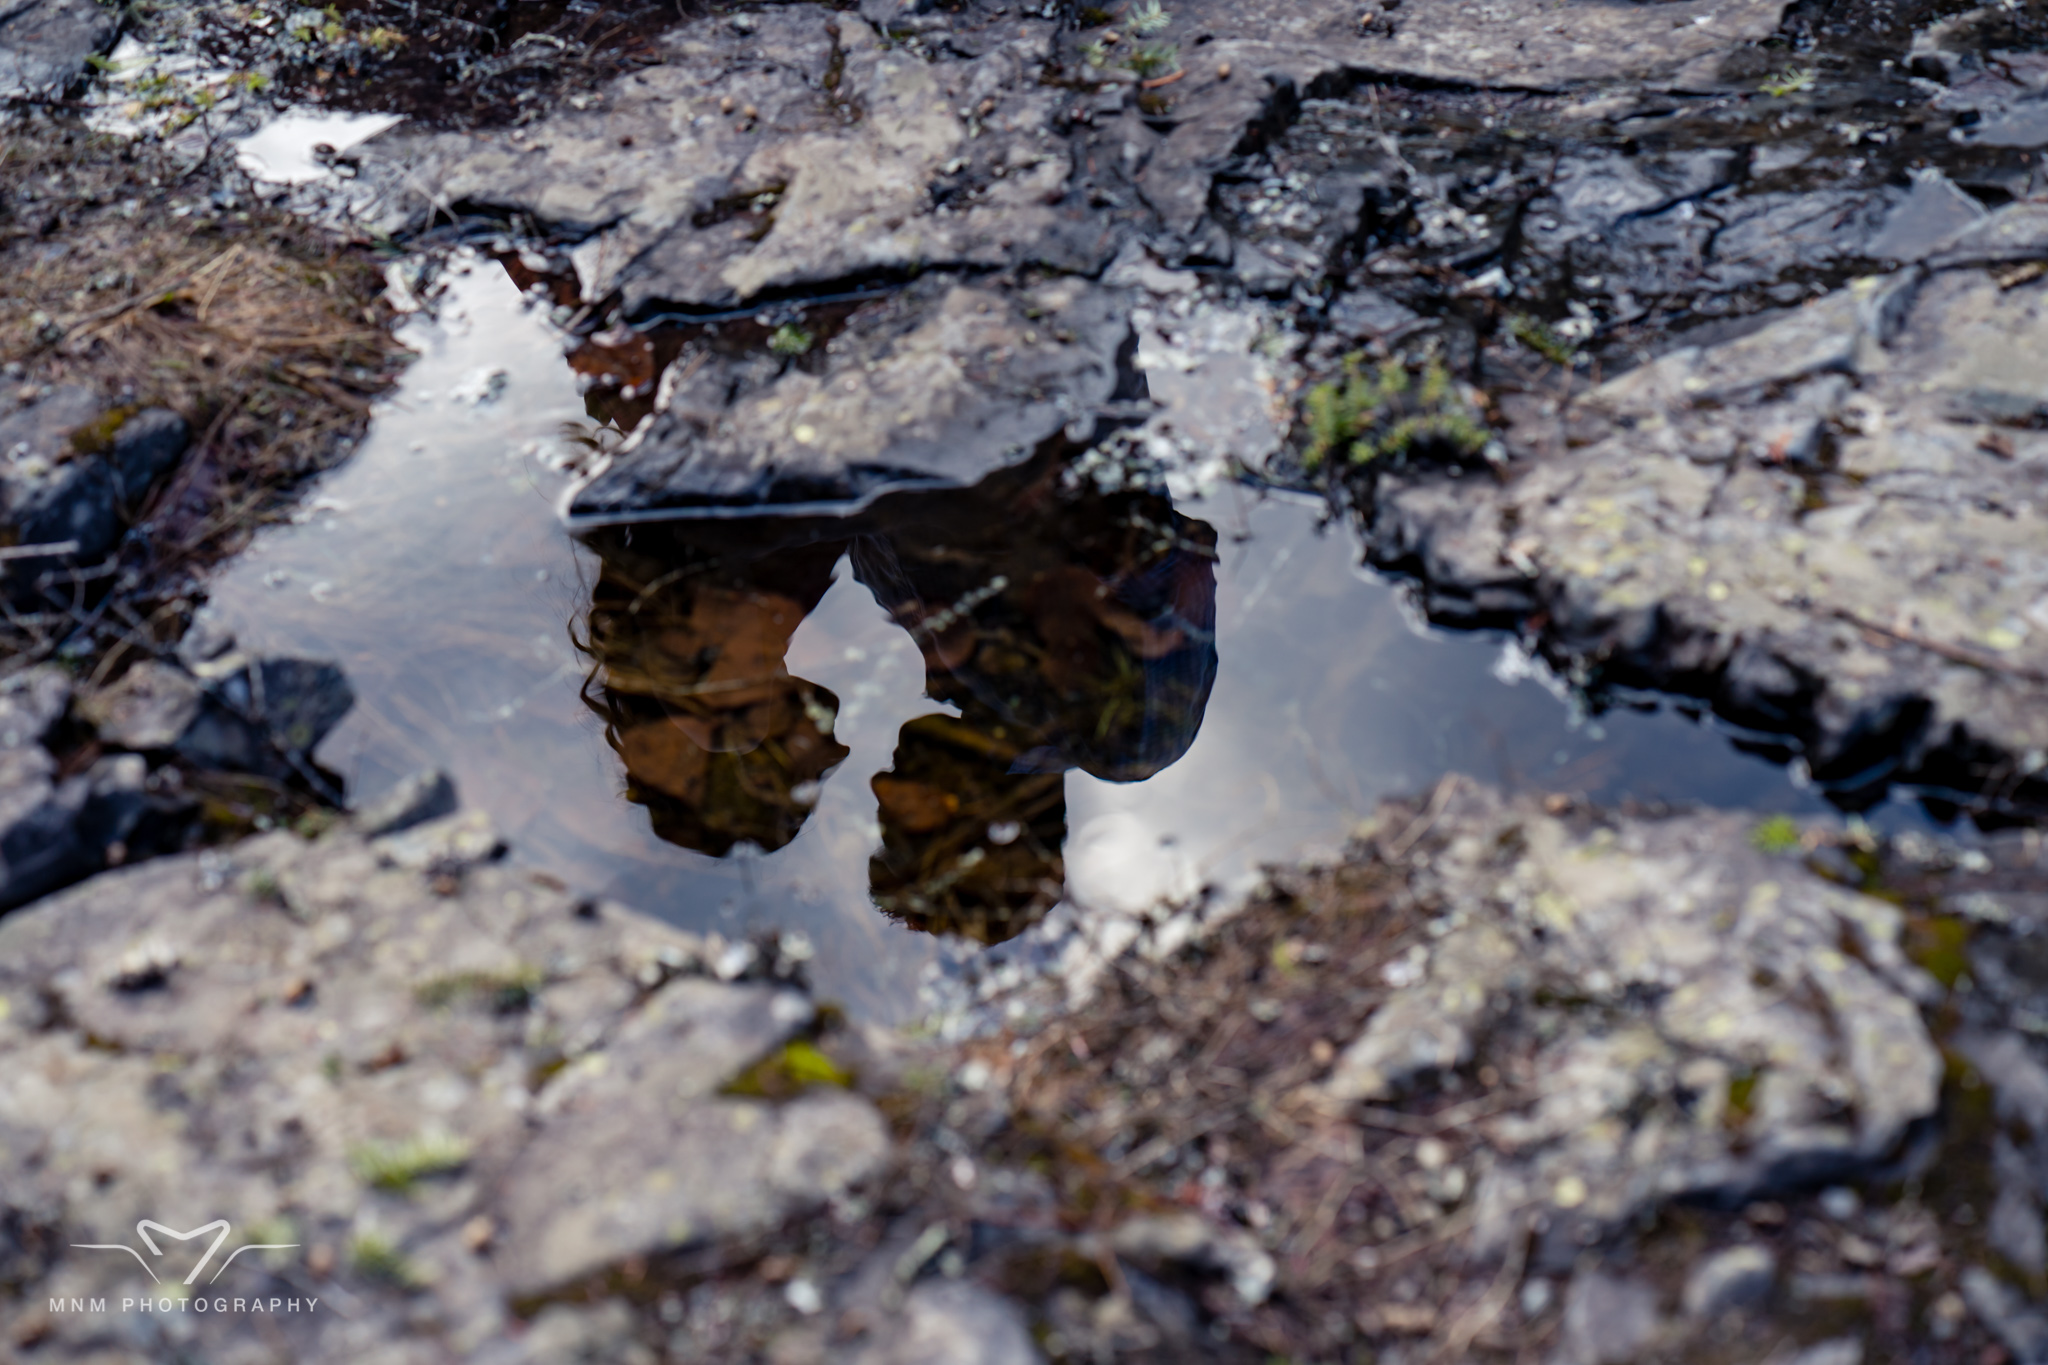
[0,117,407,678]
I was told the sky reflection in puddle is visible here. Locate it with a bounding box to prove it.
[203,256,1840,1019]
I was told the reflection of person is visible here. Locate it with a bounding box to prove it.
[575,461,1218,943]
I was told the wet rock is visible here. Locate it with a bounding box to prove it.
[0,384,120,567]
[176,655,354,775]
[75,660,203,750]
[1562,1270,1662,1365]
[353,768,460,837]
[835,1281,1043,1365]
[0,0,120,100]
[1364,259,2048,809]
[107,406,189,503]
[1681,1245,1777,1319]
[568,276,1130,519]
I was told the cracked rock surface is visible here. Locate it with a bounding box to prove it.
[1363,227,2048,809]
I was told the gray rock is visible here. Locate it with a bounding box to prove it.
[0,664,70,749]
[0,744,82,910]
[0,0,119,100]
[0,385,120,567]
[1788,1341,1864,1365]
[567,276,1131,520]
[108,406,189,503]
[76,660,204,750]
[0,818,886,1360]
[1865,169,1986,263]
[1963,1267,2048,1365]
[1361,263,2048,804]
[1311,786,1941,1255]
[353,768,459,837]
[177,655,355,774]
[1681,1244,1776,1319]
[836,1281,1043,1365]
[1562,1271,1662,1365]
[1109,1211,1276,1307]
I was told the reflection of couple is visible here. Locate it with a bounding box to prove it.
[575,461,1219,943]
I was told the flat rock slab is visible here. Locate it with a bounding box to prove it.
[567,275,1129,518]
[347,0,1793,521]
[0,0,119,100]
[0,814,889,1361]
[1367,229,2048,801]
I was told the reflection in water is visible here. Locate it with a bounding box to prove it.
[577,463,1219,942]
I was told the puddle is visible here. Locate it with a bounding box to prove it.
[198,255,1878,1019]
[234,109,405,184]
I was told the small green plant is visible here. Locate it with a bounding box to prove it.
[1301,355,1491,471]
[1749,815,1803,855]
[723,1039,855,1098]
[767,323,814,356]
[1759,67,1816,97]
[1124,41,1179,79]
[1083,38,1113,67]
[349,1133,473,1192]
[1126,0,1172,36]
[1508,313,1578,366]
[350,1233,421,1288]
[414,965,543,1013]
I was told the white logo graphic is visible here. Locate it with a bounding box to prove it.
[72,1221,299,1286]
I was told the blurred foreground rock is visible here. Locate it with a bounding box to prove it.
[9,776,2048,1362]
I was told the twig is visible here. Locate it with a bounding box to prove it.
[1140,68,1187,89]
[1830,608,2048,685]
[1384,773,1461,860]
[0,540,80,562]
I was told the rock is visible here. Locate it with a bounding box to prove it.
[0,385,120,568]
[0,815,890,1360]
[1362,262,2048,806]
[0,665,70,749]
[370,808,503,871]
[1109,1211,1277,1307]
[1681,1244,1776,1319]
[1865,169,1987,263]
[1315,785,1941,1253]
[1963,1267,2048,1365]
[75,660,204,750]
[0,750,145,912]
[353,768,459,837]
[107,407,189,503]
[567,276,1132,520]
[0,0,120,100]
[1789,1341,1865,1365]
[836,1282,1043,1365]
[1562,1271,1662,1365]
[176,655,354,774]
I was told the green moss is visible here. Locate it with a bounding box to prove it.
[68,405,138,457]
[1750,815,1803,855]
[350,1233,421,1288]
[768,323,814,356]
[1903,915,1972,990]
[1508,313,1579,366]
[1301,355,1489,472]
[1725,1068,1759,1129]
[1124,41,1178,78]
[1760,67,1817,97]
[414,965,543,1013]
[349,1133,472,1192]
[723,1039,855,1099]
[1126,0,1172,36]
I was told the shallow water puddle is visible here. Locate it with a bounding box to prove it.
[204,256,1846,1019]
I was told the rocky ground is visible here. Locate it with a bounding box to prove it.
[9,0,2048,1360]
